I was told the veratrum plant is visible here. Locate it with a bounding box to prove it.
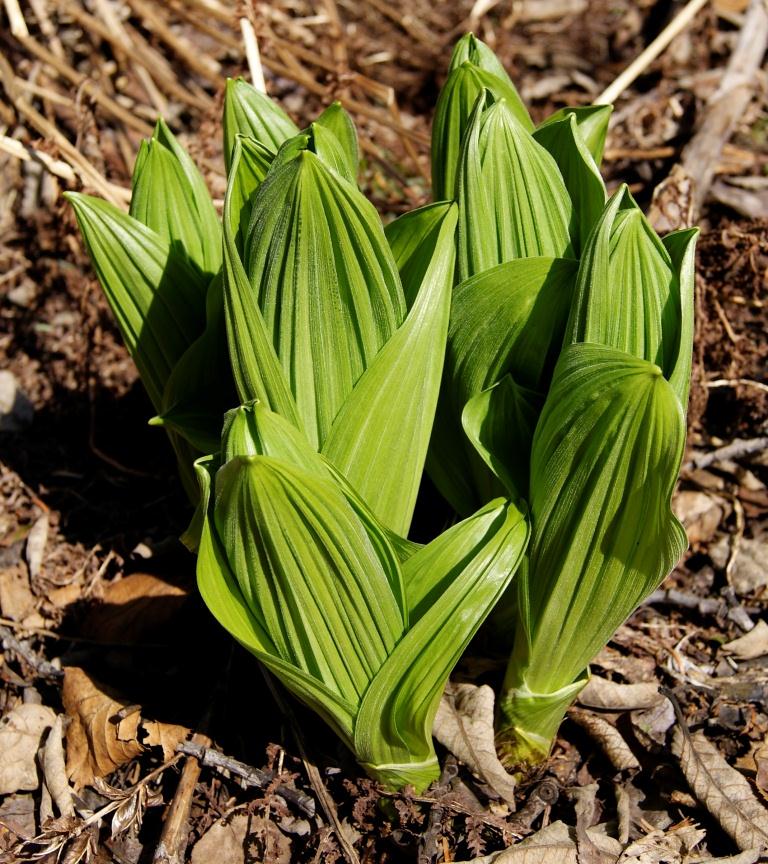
[66,32,697,788]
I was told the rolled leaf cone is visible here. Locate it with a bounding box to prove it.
[567,185,699,390]
[496,343,688,764]
[131,118,222,278]
[240,133,405,449]
[455,92,574,282]
[431,33,532,201]
[222,77,298,172]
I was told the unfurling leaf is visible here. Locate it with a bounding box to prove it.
[537,104,612,167]
[322,204,457,534]
[533,112,606,253]
[432,256,577,513]
[131,118,221,277]
[498,343,687,762]
[223,77,298,172]
[243,145,404,447]
[456,93,574,281]
[385,201,455,307]
[65,193,207,412]
[431,33,532,201]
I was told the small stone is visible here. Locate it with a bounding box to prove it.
[0,371,34,432]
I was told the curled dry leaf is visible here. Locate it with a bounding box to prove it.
[569,709,640,772]
[631,698,676,749]
[617,823,706,863]
[433,681,517,806]
[454,820,622,863]
[672,726,768,851]
[62,666,189,789]
[578,676,664,711]
[41,714,75,817]
[723,620,768,660]
[0,703,56,794]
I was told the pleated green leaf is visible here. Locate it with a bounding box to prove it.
[314,101,359,182]
[431,34,532,201]
[225,135,274,257]
[65,193,207,412]
[354,497,529,788]
[448,257,578,407]
[151,274,236,454]
[131,118,222,277]
[276,122,356,185]
[244,149,405,448]
[461,375,542,501]
[499,343,687,759]
[223,78,299,172]
[385,201,455,308]
[213,456,405,704]
[448,32,515,81]
[322,204,457,535]
[568,186,690,380]
[429,257,576,514]
[663,227,699,407]
[222,400,420,575]
[533,112,606,253]
[456,94,574,281]
[194,456,359,745]
[538,105,612,167]
[222,143,302,429]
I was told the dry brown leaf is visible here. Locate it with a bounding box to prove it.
[83,573,189,643]
[433,682,517,806]
[631,698,676,749]
[579,676,663,711]
[0,565,37,621]
[41,714,75,817]
[569,710,640,772]
[62,666,189,789]
[723,620,768,660]
[0,703,56,794]
[672,726,768,851]
[672,491,727,545]
[190,809,292,864]
[617,822,706,863]
[0,793,36,843]
[454,820,622,863]
[735,736,768,795]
